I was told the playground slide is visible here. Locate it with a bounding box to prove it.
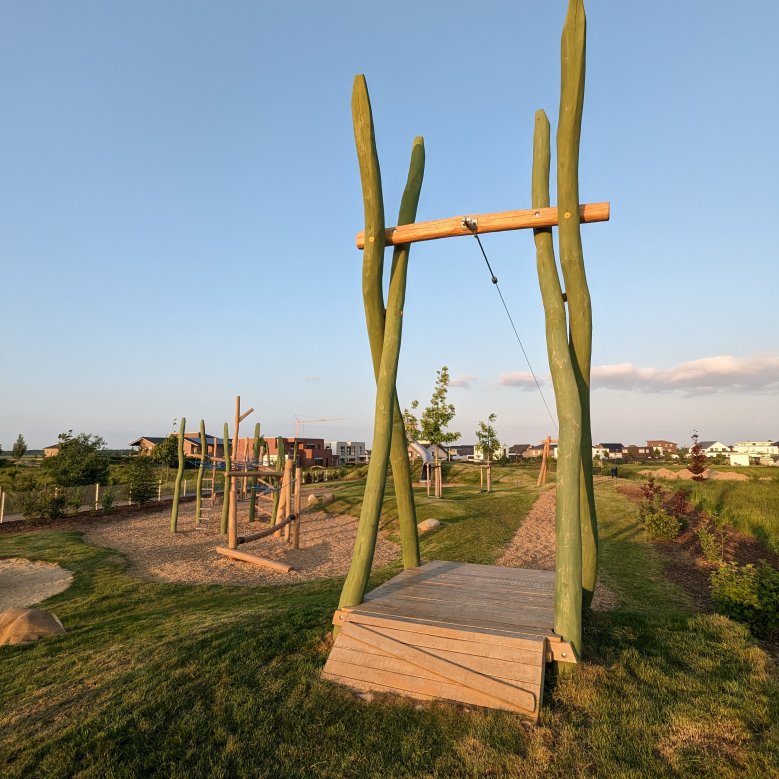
[408,441,432,464]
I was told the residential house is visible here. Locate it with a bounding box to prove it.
[129,435,229,458]
[507,444,531,460]
[598,443,625,461]
[43,444,60,458]
[266,438,338,468]
[697,441,731,458]
[446,444,474,461]
[523,442,559,459]
[646,440,678,456]
[732,441,779,461]
[622,445,653,461]
[473,444,509,462]
[328,441,367,465]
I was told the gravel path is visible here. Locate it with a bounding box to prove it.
[0,558,74,609]
[497,488,618,611]
[82,501,400,586]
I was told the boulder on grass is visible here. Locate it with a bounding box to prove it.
[417,518,441,534]
[0,608,66,646]
[307,494,320,506]
[322,493,335,505]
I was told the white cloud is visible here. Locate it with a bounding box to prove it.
[305,376,322,383]
[450,375,478,389]
[591,354,779,395]
[499,371,541,390]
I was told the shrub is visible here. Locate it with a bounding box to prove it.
[641,504,682,541]
[667,487,691,519]
[101,488,115,513]
[710,561,779,637]
[126,457,158,505]
[639,475,680,540]
[697,523,723,562]
[20,490,67,521]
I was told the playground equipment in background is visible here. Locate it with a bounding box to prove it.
[407,440,441,498]
[323,0,606,720]
[537,436,554,487]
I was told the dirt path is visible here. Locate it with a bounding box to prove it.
[0,558,73,609]
[82,502,400,586]
[496,488,618,610]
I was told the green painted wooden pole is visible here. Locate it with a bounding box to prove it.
[170,417,186,533]
[557,0,598,608]
[533,109,582,656]
[358,91,424,569]
[248,422,261,523]
[220,422,231,533]
[271,435,285,526]
[338,75,414,611]
[195,419,206,527]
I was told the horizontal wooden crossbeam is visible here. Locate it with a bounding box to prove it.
[355,201,609,249]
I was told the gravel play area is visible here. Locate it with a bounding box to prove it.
[497,488,618,610]
[82,501,400,586]
[0,558,74,609]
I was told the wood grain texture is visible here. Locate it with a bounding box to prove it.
[355,201,609,248]
[215,545,292,572]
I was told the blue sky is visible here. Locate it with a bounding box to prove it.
[2,1,778,450]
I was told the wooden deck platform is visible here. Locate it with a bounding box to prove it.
[322,561,574,720]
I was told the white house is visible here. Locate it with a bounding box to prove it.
[698,441,731,458]
[328,441,367,464]
[732,441,779,462]
[473,444,509,462]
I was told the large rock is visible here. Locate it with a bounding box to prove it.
[307,494,320,506]
[321,493,335,505]
[0,608,66,646]
[417,518,441,534]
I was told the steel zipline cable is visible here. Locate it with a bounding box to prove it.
[471,232,559,434]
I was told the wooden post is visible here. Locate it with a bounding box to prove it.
[94,483,100,511]
[170,417,186,533]
[0,491,5,523]
[228,396,241,550]
[487,463,492,494]
[558,0,598,610]
[211,461,217,507]
[480,466,484,493]
[338,78,422,612]
[533,108,582,656]
[220,422,231,534]
[275,458,293,538]
[158,479,162,501]
[195,419,206,526]
[293,465,302,549]
[183,478,187,498]
[355,201,609,248]
[248,422,261,523]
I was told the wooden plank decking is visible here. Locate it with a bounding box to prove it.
[322,561,571,721]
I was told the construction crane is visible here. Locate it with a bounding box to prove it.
[293,414,346,439]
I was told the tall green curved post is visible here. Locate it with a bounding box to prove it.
[248,422,261,523]
[557,0,598,608]
[339,75,417,610]
[170,417,186,533]
[195,419,206,527]
[533,109,582,656]
[357,76,423,569]
[220,422,231,534]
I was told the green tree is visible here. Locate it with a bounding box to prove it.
[402,401,421,443]
[689,431,708,480]
[416,366,460,450]
[475,413,501,462]
[42,431,109,486]
[126,456,158,505]
[12,434,27,462]
[150,435,179,468]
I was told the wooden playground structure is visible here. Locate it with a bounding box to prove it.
[323,0,605,720]
[169,396,308,573]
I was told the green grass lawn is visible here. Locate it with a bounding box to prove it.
[1,479,777,777]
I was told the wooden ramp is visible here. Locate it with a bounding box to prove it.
[323,561,573,721]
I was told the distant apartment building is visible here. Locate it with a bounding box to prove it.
[328,441,367,465]
[732,441,779,463]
